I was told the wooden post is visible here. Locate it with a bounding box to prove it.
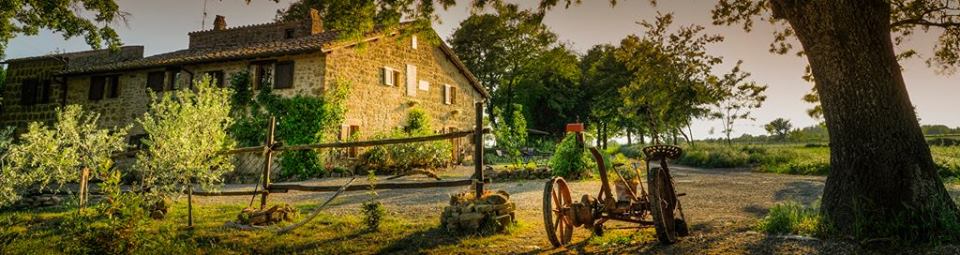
[79,167,89,210]
[187,184,194,228]
[474,102,484,200]
[260,117,276,209]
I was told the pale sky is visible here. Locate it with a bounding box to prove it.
[5,0,958,139]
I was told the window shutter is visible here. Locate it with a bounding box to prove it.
[451,86,457,104]
[274,62,294,89]
[206,71,225,87]
[148,71,165,92]
[108,76,121,98]
[393,70,402,87]
[406,64,417,96]
[89,76,105,101]
[20,79,38,106]
[40,80,52,104]
[443,85,452,105]
[382,67,394,86]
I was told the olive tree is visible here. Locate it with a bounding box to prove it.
[0,105,128,207]
[134,76,235,197]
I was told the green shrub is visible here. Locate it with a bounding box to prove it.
[228,73,348,179]
[677,145,751,168]
[357,108,452,174]
[617,144,644,159]
[756,201,822,236]
[549,133,594,179]
[362,201,386,231]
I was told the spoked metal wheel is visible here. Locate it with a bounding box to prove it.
[543,177,574,247]
[647,166,683,244]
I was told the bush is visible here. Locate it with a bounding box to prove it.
[362,201,386,231]
[357,107,452,174]
[756,201,822,236]
[677,145,751,168]
[549,133,594,179]
[228,73,348,179]
[136,76,234,196]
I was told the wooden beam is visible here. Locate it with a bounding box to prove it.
[269,178,490,193]
[275,129,490,152]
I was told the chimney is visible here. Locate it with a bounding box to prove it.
[308,8,324,34]
[214,15,227,30]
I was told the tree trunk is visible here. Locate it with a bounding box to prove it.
[627,129,632,146]
[639,129,646,145]
[687,124,695,146]
[772,0,959,240]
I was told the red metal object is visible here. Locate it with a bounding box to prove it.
[565,123,584,133]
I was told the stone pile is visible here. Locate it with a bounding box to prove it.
[441,190,516,234]
[486,166,552,181]
[236,204,299,226]
[13,194,64,208]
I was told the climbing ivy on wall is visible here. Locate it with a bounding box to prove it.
[228,71,348,179]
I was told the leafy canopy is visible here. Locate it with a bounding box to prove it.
[135,76,235,196]
[1,105,128,206]
[0,0,125,59]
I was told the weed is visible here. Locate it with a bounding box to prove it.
[756,201,822,236]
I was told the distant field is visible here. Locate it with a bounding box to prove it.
[620,143,960,180]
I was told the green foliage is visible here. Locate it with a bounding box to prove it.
[228,72,348,179]
[711,61,768,143]
[0,66,5,107]
[678,144,831,175]
[756,201,823,236]
[362,201,386,232]
[1,105,128,207]
[549,133,594,179]
[764,118,793,141]
[616,13,723,141]
[493,104,528,166]
[358,108,452,174]
[0,0,124,59]
[135,76,234,197]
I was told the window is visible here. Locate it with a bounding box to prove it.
[443,84,457,105]
[167,67,181,90]
[90,75,119,100]
[284,28,296,39]
[20,79,39,106]
[89,76,106,101]
[251,61,274,89]
[418,80,429,91]
[382,67,400,86]
[128,134,148,150]
[406,64,417,96]
[106,76,120,98]
[148,71,165,92]
[273,62,294,89]
[40,80,52,104]
[205,70,225,87]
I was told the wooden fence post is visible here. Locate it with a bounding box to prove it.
[79,167,89,210]
[474,102,484,200]
[260,117,277,209]
[188,184,194,228]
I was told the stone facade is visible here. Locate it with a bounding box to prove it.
[0,46,143,128]
[1,17,487,152]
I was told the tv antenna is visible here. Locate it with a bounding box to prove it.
[201,0,209,30]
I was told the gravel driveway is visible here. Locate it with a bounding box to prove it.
[192,165,960,254]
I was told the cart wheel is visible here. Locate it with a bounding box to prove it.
[647,167,679,244]
[543,177,574,247]
[675,218,689,237]
[592,224,604,237]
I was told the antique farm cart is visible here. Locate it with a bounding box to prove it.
[543,130,689,246]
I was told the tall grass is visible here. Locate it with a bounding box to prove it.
[636,143,960,178]
[756,201,823,236]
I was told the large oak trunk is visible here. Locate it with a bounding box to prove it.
[772,0,959,240]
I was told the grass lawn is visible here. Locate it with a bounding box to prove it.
[662,143,960,178]
[0,198,652,254]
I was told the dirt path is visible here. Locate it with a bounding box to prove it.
[192,166,960,254]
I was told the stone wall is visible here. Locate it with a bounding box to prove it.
[188,14,322,50]
[324,35,482,147]
[0,46,143,129]
[0,59,66,128]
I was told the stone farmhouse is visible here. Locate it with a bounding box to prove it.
[1,11,489,160]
